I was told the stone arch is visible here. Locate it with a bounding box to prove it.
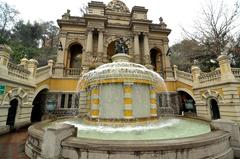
[105,36,131,62]
[33,85,49,100]
[177,88,196,113]
[150,47,163,73]
[2,88,28,106]
[31,86,49,122]
[207,97,221,120]
[66,42,83,68]
[177,88,195,101]
[201,89,224,104]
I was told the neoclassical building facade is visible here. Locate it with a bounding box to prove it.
[0,0,240,134]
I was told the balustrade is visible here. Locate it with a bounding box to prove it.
[199,69,221,83]
[232,68,240,80]
[64,68,82,76]
[7,62,30,80]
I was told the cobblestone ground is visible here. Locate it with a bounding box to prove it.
[0,127,29,159]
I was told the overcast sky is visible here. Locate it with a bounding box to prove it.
[3,0,238,45]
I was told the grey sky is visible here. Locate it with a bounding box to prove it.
[4,0,238,45]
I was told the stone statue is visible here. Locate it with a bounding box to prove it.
[115,37,129,54]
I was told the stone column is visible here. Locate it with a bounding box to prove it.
[48,59,54,76]
[123,83,133,119]
[191,65,201,86]
[173,65,178,80]
[143,33,151,66]
[28,59,38,78]
[163,42,174,80]
[55,33,67,77]
[90,85,100,119]
[0,44,11,76]
[97,30,104,65]
[150,87,157,117]
[86,29,93,53]
[217,54,235,81]
[134,32,140,63]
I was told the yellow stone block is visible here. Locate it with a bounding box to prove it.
[150,99,157,104]
[124,86,132,93]
[91,110,99,116]
[150,109,157,114]
[150,90,155,94]
[124,110,133,117]
[124,98,132,104]
[92,89,99,95]
[91,99,99,105]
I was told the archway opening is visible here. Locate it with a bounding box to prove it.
[178,91,196,114]
[68,43,83,68]
[31,89,48,123]
[6,98,18,127]
[107,41,117,62]
[209,99,220,120]
[150,48,163,74]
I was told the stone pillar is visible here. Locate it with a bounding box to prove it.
[90,85,100,119]
[28,59,38,78]
[86,29,93,53]
[143,33,151,66]
[173,65,178,80]
[163,42,174,80]
[191,65,201,85]
[150,87,157,117]
[123,83,133,119]
[217,54,235,81]
[0,44,11,76]
[48,59,54,76]
[55,33,67,77]
[20,57,29,69]
[97,30,104,65]
[134,32,140,63]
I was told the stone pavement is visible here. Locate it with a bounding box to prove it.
[0,127,29,159]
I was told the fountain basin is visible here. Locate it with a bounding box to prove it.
[25,117,233,159]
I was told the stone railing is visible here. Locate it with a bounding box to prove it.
[232,68,240,80]
[36,65,51,78]
[199,69,221,83]
[64,68,82,77]
[50,108,79,117]
[7,62,31,80]
[176,70,193,82]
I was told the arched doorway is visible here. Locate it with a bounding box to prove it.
[178,91,196,114]
[67,43,83,68]
[31,89,48,122]
[209,99,220,120]
[150,48,163,74]
[6,98,19,127]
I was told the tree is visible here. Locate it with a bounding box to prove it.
[0,1,19,39]
[170,39,204,72]
[182,0,240,71]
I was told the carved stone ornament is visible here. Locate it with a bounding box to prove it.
[106,0,130,13]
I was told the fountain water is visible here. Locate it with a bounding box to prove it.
[25,53,233,159]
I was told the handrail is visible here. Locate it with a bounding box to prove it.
[199,69,221,83]
[176,70,193,81]
[7,62,30,80]
[232,68,240,80]
[65,68,82,76]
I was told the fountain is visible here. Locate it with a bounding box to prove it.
[25,52,233,158]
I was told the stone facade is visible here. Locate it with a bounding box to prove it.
[0,0,240,141]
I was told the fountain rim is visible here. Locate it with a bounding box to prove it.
[27,117,229,152]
